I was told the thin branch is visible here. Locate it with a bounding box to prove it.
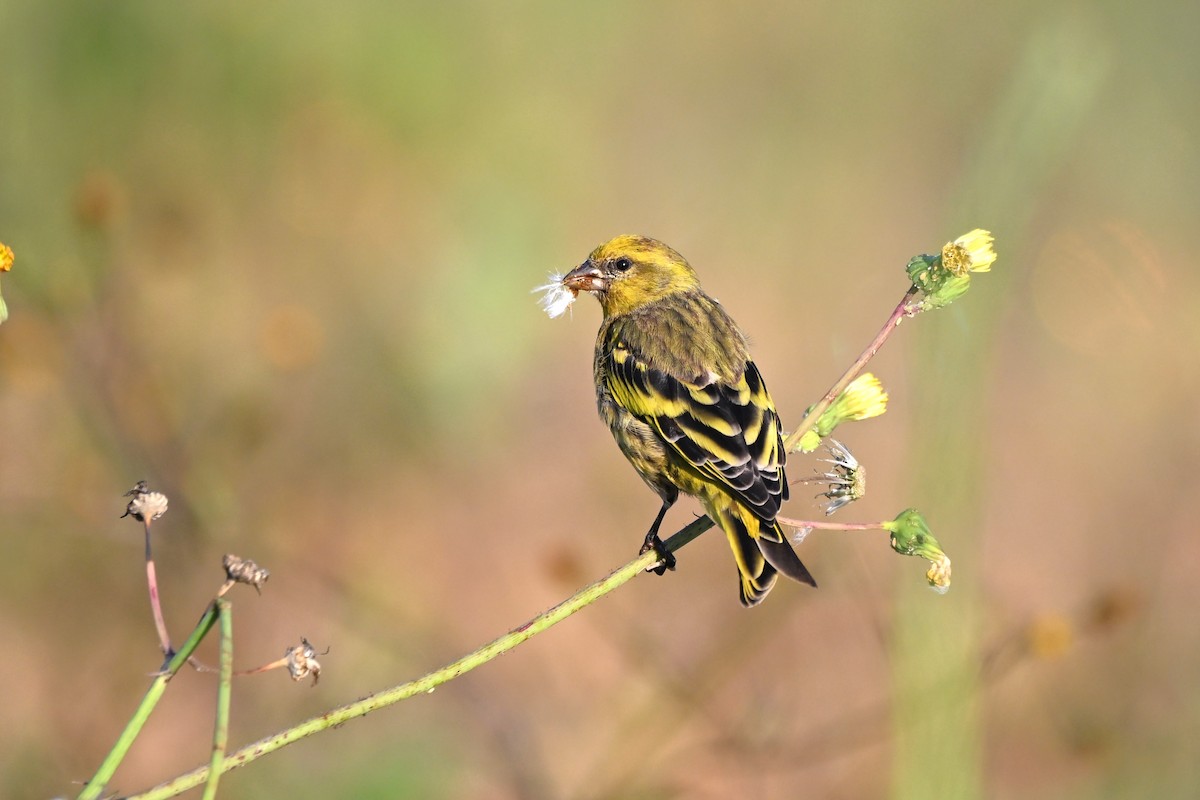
[126,516,713,800]
[775,517,887,532]
[200,600,233,800]
[144,519,173,657]
[77,603,221,800]
[783,286,918,453]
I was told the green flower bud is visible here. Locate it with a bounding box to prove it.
[884,508,952,593]
[906,229,996,313]
[916,273,971,312]
[906,253,940,292]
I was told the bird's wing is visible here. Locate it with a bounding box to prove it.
[605,338,789,526]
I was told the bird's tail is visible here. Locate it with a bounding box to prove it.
[718,506,817,607]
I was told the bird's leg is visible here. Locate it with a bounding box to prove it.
[639,501,677,575]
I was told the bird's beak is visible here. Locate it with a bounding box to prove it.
[562,261,606,293]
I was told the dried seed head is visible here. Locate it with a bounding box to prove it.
[121,481,169,523]
[286,638,323,686]
[801,439,867,515]
[222,554,271,594]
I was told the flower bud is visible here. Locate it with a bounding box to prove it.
[906,229,996,313]
[884,508,952,593]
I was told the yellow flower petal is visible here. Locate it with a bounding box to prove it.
[840,373,889,421]
[942,229,996,276]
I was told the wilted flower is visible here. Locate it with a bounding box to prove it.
[800,439,866,514]
[533,273,578,319]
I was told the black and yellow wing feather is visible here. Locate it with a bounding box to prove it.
[603,334,789,538]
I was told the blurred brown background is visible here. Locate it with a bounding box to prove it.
[2,2,1197,798]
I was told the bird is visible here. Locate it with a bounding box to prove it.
[561,235,816,606]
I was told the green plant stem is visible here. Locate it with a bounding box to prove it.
[783,286,919,453]
[77,603,221,800]
[200,600,233,800]
[127,516,713,800]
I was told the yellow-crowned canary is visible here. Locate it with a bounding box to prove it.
[562,235,816,606]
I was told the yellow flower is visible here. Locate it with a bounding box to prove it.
[797,373,889,452]
[837,373,888,421]
[941,229,996,277]
[906,229,997,313]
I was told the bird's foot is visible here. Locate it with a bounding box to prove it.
[639,532,676,575]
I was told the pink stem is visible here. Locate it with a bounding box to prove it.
[144,522,173,656]
[776,516,886,532]
[783,286,919,452]
[234,658,290,677]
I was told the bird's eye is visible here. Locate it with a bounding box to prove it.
[614,257,633,272]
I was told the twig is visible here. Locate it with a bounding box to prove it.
[125,517,713,800]
[783,286,918,453]
[200,600,233,800]
[144,518,173,658]
[775,517,886,532]
[77,603,221,800]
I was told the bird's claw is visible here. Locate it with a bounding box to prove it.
[639,532,676,575]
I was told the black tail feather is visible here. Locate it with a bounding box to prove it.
[720,509,778,606]
[757,526,817,588]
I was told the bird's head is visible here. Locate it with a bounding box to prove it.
[563,235,701,317]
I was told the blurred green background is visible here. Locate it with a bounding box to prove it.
[2,2,1198,798]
